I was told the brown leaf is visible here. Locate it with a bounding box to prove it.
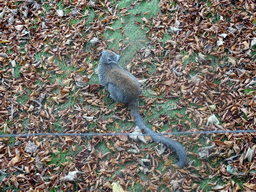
[119,8,128,14]
[147,183,158,191]
[8,153,21,166]
[141,17,149,24]
[214,140,225,146]
[103,181,112,189]
[243,183,256,190]
[0,39,10,43]
[162,173,171,185]
[144,11,150,15]
[170,179,183,190]
[47,56,54,63]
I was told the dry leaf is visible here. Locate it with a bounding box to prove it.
[25,141,38,153]
[170,179,183,191]
[60,171,85,182]
[56,10,64,17]
[47,56,54,63]
[245,147,255,162]
[129,126,147,143]
[111,182,124,192]
[243,183,256,190]
[207,114,219,125]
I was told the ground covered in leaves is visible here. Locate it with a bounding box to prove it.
[0,0,256,191]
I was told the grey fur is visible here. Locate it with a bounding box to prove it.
[98,50,187,168]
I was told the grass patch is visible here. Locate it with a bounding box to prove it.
[70,18,79,25]
[97,140,112,155]
[8,137,16,145]
[43,3,51,12]
[51,120,64,132]
[20,118,30,129]
[50,148,74,165]
[17,90,30,105]
[245,88,255,95]
[199,176,224,191]
[103,0,160,66]
[14,64,22,79]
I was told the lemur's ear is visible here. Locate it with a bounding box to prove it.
[116,55,121,62]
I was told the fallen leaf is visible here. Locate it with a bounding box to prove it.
[60,171,85,182]
[112,182,124,192]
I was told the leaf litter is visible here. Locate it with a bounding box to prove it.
[0,0,256,191]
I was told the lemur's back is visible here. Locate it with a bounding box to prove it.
[106,68,140,101]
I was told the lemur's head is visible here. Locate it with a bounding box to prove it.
[100,50,121,65]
